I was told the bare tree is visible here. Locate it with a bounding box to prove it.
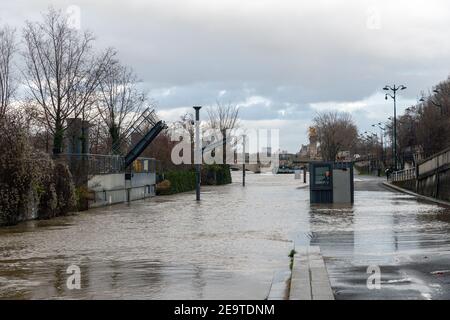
[397,77,450,158]
[88,119,110,155]
[174,112,195,161]
[415,102,450,157]
[313,111,358,161]
[96,59,146,154]
[140,130,179,171]
[207,101,239,164]
[22,8,113,154]
[0,25,16,118]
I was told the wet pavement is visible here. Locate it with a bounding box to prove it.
[1,172,450,299]
[318,175,450,300]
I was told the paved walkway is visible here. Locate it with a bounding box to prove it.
[268,246,334,300]
[289,246,334,300]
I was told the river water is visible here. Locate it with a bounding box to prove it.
[1,172,450,299]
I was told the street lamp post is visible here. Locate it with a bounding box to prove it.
[193,106,202,201]
[364,131,377,174]
[372,122,386,166]
[420,89,444,116]
[384,84,407,171]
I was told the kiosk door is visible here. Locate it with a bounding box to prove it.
[309,162,333,204]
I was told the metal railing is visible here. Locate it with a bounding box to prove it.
[54,153,160,176]
[54,153,124,175]
[389,168,416,182]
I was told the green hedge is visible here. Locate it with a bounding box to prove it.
[165,170,196,194]
[203,164,232,185]
[159,165,232,196]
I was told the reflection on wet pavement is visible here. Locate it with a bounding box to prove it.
[1,172,450,299]
[313,176,450,300]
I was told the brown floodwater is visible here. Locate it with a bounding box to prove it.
[1,172,450,299]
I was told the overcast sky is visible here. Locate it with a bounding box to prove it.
[1,0,450,152]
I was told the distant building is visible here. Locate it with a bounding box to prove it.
[308,126,318,159]
[261,147,272,157]
[299,144,308,157]
[297,127,321,160]
[336,150,351,161]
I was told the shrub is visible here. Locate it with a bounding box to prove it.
[0,116,77,225]
[53,163,76,215]
[163,170,196,194]
[75,185,93,211]
[203,164,232,185]
[156,179,171,195]
[0,117,39,225]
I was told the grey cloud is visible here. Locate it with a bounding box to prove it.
[1,0,449,151]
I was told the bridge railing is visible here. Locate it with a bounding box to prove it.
[389,168,416,182]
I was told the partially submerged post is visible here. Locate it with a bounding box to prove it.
[242,134,246,187]
[193,106,202,201]
[303,166,307,184]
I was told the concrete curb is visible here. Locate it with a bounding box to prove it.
[382,181,450,208]
[267,270,291,300]
[289,246,334,300]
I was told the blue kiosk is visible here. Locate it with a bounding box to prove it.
[309,161,354,204]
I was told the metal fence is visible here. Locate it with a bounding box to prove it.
[54,153,124,175]
[54,153,160,176]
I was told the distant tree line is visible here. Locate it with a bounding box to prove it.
[395,77,450,160]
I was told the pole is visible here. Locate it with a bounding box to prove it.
[380,127,384,166]
[393,89,397,171]
[384,84,406,170]
[242,134,246,187]
[193,106,202,201]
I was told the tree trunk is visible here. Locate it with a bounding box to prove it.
[110,124,121,154]
[53,119,64,155]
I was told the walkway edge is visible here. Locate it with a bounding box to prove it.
[382,181,450,208]
[289,246,334,300]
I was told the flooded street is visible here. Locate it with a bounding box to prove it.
[1,172,450,299]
